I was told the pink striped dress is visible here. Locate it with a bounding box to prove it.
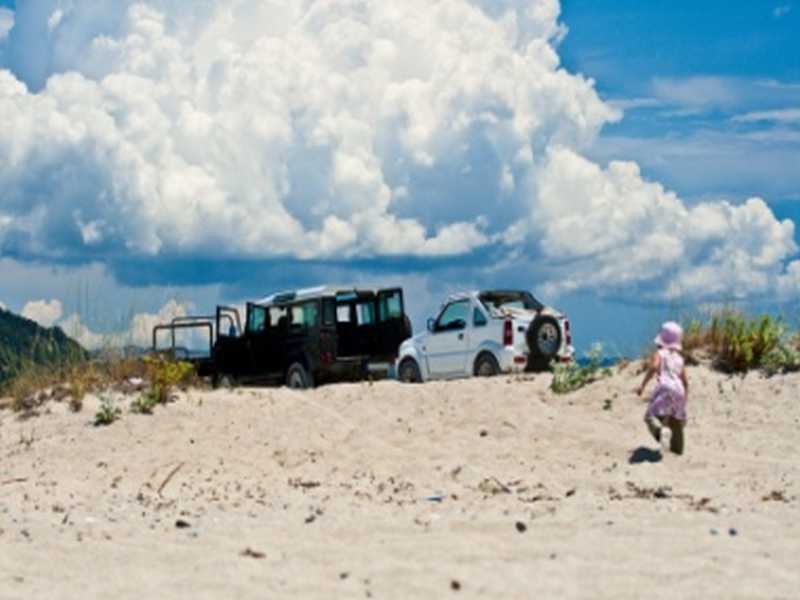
[645,348,687,422]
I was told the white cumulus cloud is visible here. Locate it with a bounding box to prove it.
[0,0,612,264]
[58,299,193,350]
[0,0,797,303]
[529,147,797,299]
[21,298,64,327]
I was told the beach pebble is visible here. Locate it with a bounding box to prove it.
[710,528,719,536]
[175,519,191,529]
[515,521,527,533]
[729,528,738,536]
[451,579,461,591]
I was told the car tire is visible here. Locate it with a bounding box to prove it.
[526,316,562,371]
[474,352,500,377]
[286,362,314,390]
[212,372,237,389]
[398,358,422,383]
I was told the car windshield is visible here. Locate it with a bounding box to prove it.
[478,291,543,313]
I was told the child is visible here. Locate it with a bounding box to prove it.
[636,322,688,455]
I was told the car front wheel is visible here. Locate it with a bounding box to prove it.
[286,362,313,389]
[398,358,422,383]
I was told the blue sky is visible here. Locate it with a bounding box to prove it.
[0,1,798,354]
[561,1,800,206]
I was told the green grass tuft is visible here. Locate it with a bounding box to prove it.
[551,344,612,394]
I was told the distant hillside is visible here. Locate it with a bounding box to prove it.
[0,308,88,388]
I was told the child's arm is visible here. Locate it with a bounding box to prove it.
[636,352,660,397]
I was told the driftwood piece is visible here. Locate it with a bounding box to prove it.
[157,462,185,496]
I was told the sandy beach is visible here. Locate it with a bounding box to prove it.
[1,364,798,599]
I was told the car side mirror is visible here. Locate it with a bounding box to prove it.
[427,318,435,332]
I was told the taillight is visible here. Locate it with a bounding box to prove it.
[503,318,513,346]
[564,319,572,346]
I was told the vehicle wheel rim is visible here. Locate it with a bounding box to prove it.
[401,364,415,382]
[289,371,305,389]
[537,323,560,356]
[478,360,495,377]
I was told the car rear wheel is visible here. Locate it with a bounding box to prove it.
[212,372,237,389]
[474,353,500,377]
[527,316,562,371]
[286,362,313,389]
[398,358,422,383]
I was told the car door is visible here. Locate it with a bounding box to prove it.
[245,303,272,380]
[424,299,470,377]
[374,288,410,360]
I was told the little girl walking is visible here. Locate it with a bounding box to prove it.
[636,322,689,455]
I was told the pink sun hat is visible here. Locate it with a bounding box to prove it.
[655,321,683,351]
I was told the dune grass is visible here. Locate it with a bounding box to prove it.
[2,354,198,416]
[682,311,800,374]
[551,344,613,394]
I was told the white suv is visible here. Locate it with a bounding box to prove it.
[395,290,573,382]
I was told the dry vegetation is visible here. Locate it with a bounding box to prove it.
[681,311,800,374]
[1,354,199,418]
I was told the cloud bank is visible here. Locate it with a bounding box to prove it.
[0,0,797,303]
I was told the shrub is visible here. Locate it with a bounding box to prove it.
[762,337,800,376]
[142,355,196,404]
[682,311,789,373]
[94,394,122,426]
[3,353,199,418]
[551,344,612,394]
[7,363,62,413]
[130,389,159,414]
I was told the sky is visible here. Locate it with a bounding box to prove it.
[0,0,798,355]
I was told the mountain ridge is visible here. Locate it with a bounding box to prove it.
[0,308,88,388]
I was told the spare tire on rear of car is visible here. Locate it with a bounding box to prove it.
[526,315,562,372]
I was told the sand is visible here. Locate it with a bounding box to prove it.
[1,364,798,599]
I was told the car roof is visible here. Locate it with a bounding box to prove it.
[442,289,532,304]
[256,285,390,305]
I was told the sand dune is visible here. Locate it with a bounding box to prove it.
[1,364,798,599]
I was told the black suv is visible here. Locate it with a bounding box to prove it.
[153,286,411,389]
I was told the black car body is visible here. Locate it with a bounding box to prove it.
[153,286,411,388]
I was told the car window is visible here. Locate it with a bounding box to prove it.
[377,291,403,322]
[473,307,487,327]
[357,302,375,325]
[322,299,336,326]
[247,306,267,333]
[336,304,352,323]
[269,306,289,332]
[436,300,469,332]
[290,301,319,330]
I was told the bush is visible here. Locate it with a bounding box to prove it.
[762,336,800,376]
[142,355,196,405]
[551,344,612,394]
[130,389,159,414]
[94,394,122,426]
[2,353,198,416]
[682,311,790,373]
